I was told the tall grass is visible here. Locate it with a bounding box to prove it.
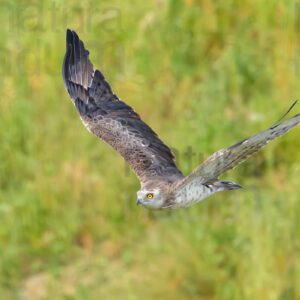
[0,0,300,299]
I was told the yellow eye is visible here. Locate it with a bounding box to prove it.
[147,193,153,199]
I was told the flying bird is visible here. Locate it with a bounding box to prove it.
[63,29,300,210]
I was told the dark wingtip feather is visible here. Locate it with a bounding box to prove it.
[63,30,72,87]
[66,29,78,42]
[65,29,75,53]
[66,29,72,41]
[63,29,94,92]
[270,100,298,128]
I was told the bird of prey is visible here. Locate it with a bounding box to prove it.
[63,29,300,210]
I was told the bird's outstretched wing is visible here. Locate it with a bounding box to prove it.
[63,30,183,184]
[175,109,300,188]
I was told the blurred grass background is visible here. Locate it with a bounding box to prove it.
[0,0,300,299]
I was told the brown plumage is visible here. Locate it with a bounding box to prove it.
[63,29,184,186]
[63,30,300,210]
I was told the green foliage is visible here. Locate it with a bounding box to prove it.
[0,0,300,299]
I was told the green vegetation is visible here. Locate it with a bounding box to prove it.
[1,0,300,299]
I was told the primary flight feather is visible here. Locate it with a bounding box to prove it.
[63,29,300,210]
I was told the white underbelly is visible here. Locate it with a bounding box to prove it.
[174,180,216,208]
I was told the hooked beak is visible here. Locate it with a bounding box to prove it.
[136,198,142,206]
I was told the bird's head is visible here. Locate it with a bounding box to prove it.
[136,189,164,210]
[136,182,175,210]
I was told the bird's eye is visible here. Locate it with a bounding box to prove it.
[147,193,153,199]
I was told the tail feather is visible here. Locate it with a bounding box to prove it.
[210,180,243,192]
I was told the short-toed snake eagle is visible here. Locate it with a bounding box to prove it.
[63,30,300,210]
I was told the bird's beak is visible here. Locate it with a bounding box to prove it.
[136,198,142,206]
